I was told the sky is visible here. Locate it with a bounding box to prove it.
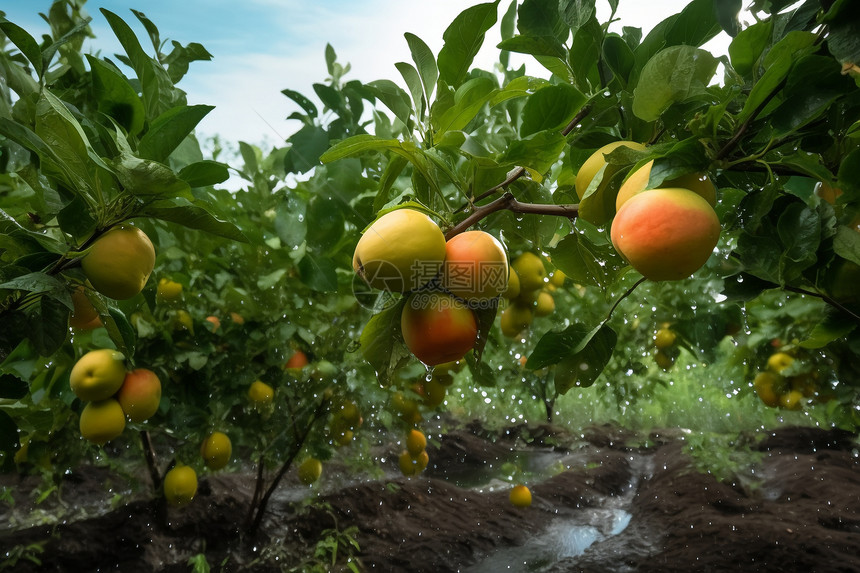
[2,1,738,150]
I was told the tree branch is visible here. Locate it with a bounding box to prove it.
[445,192,579,240]
[456,105,592,212]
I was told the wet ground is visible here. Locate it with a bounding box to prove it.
[1,423,858,571]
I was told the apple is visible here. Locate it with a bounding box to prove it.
[69,349,127,402]
[401,292,478,366]
[442,230,509,302]
[511,252,546,293]
[163,465,197,507]
[80,225,155,300]
[297,457,323,485]
[353,209,446,292]
[200,431,232,470]
[116,368,162,423]
[79,398,126,445]
[611,188,720,281]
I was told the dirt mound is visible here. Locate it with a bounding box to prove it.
[1,424,857,572]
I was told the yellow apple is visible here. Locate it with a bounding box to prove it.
[116,368,162,423]
[353,209,446,292]
[80,225,155,299]
[69,349,127,402]
[79,398,126,445]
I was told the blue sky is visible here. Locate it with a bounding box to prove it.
[3,1,732,149]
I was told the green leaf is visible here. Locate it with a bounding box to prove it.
[837,148,860,196]
[770,55,854,137]
[178,161,229,187]
[86,55,146,135]
[396,62,425,119]
[284,124,330,174]
[275,194,307,248]
[35,90,98,192]
[497,35,567,60]
[140,199,248,242]
[833,225,860,266]
[360,300,411,387]
[714,0,742,37]
[0,19,44,78]
[602,34,635,87]
[404,32,437,104]
[437,1,500,87]
[499,131,566,177]
[366,80,414,128]
[138,105,214,162]
[281,88,318,120]
[0,273,72,309]
[559,0,596,30]
[632,0,720,86]
[517,0,568,41]
[31,295,70,357]
[632,45,718,121]
[110,154,191,197]
[728,20,772,77]
[434,77,498,138]
[103,307,136,359]
[297,255,338,292]
[548,229,624,289]
[552,324,616,392]
[799,310,857,349]
[374,155,409,213]
[520,83,585,137]
[737,31,817,123]
[825,1,860,65]
[528,320,615,377]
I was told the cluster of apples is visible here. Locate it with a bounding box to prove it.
[398,429,429,477]
[69,349,161,445]
[499,252,564,338]
[753,351,823,411]
[576,142,721,281]
[353,209,510,366]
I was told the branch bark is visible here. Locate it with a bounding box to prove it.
[445,192,579,240]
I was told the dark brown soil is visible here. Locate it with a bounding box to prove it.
[1,424,858,572]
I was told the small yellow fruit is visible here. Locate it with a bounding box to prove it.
[405,429,427,457]
[753,371,782,408]
[248,380,274,405]
[767,352,794,374]
[503,268,521,300]
[297,457,323,485]
[163,465,198,507]
[654,350,675,371]
[157,278,183,302]
[80,225,155,300]
[69,349,127,402]
[229,312,245,325]
[549,270,566,288]
[509,484,532,508]
[173,309,194,333]
[399,449,429,477]
[511,252,547,292]
[200,431,232,470]
[779,389,804,411]
[654,328,676,350]
[534,291,555,317]
[500,304,533,338]
[80,398,126,445]
[575,141,648,200]
[423,377,447,408]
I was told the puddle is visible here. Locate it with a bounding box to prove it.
[463,508,632,572]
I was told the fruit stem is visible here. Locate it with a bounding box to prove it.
[445,192,578,240]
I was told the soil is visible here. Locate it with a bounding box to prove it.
[1,422,858,572]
